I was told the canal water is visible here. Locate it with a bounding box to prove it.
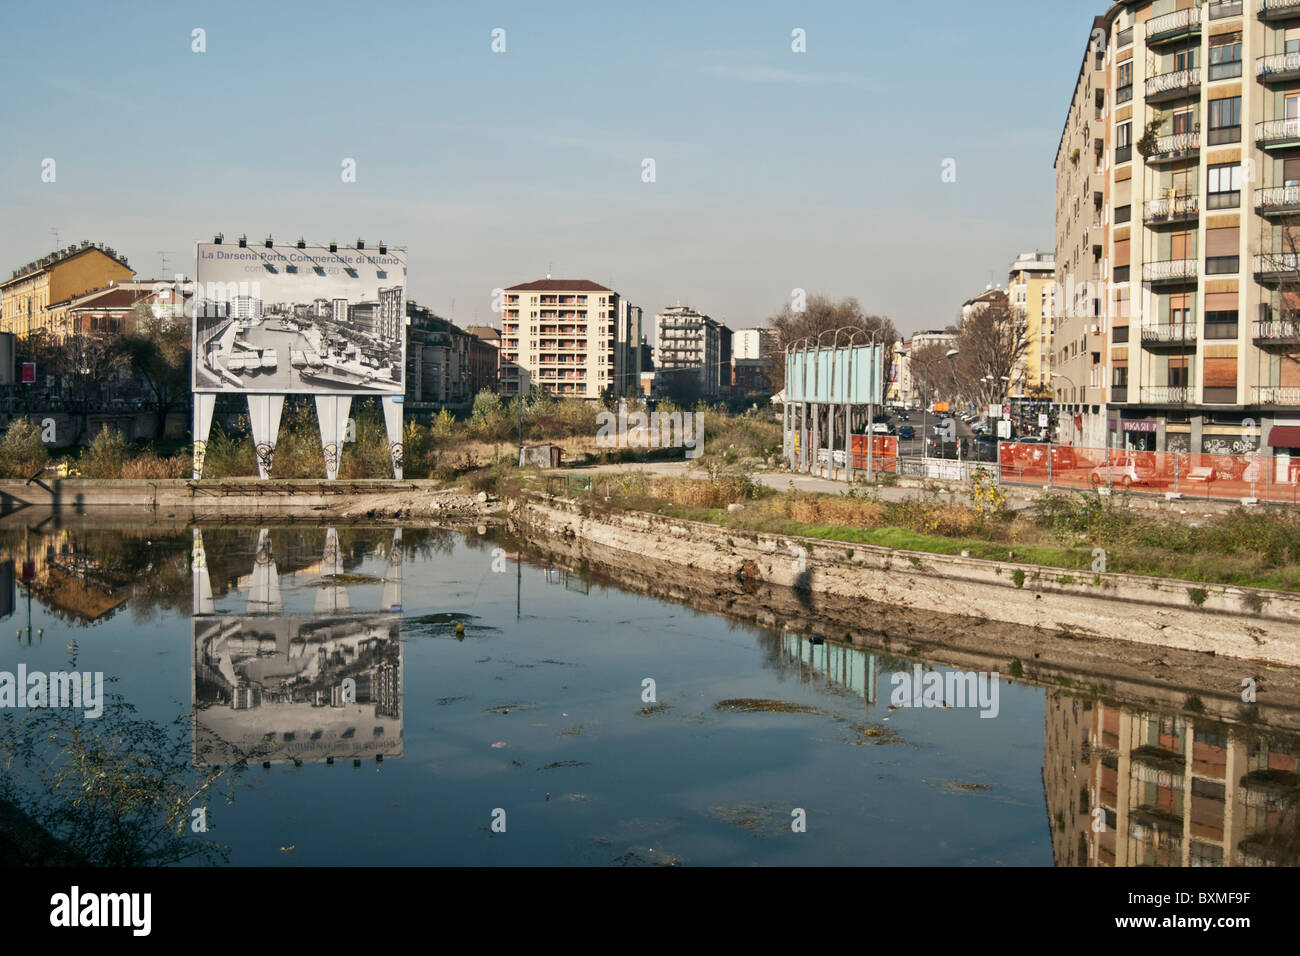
[0,524,1295,866]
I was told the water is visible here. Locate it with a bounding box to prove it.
[0,522,1296,866]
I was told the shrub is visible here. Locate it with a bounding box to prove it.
[0,419,49,478]
[78,428,130,479]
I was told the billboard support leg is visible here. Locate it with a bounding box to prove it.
[382,395,404,480]
[192,393,216,480]
[247,394,285,480]
[314,395,352,480]
[191,529,213,616]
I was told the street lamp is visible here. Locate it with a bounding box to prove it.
[916,348,959,461]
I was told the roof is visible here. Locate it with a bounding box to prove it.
[465,326,500,341]
[504,279,612,292]
[3,242,132,288]
[66,287,142,311]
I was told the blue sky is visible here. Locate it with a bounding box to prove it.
[0,0,1101,336]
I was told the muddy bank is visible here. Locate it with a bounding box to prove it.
[502,515,1300,733]
[508,495,1300,669]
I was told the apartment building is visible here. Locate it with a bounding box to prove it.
[1007,251,1058,395]
[653,304,725,399]
[465,326,501,396]
[1,242,134,339]
[1055,0,1300,464]
[897,329,959,405]
[499,279,631,399]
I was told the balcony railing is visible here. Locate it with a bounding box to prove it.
[1143,194,1199,221]
[1258,52,1300,82]
[1255,386,1300,404]
[1147,7,1200,42]
[1145,131,1199,160]
[1254,252,1300,279]
[1259,0,1300,20]
[1256,118,1300,148]
[1142,259,1198,283]
[1145,68,1200,101]
[1141,386,1192,403]
[1141,325,1198,345]
[1256,184,1300,214]
[1254,318,1300,345]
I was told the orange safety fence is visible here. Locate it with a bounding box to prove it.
[999,443,1300,503]
[850,434,898,472]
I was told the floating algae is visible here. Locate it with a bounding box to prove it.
[715,698,828,715]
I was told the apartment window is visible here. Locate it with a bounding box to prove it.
[1113,265,1131,282]
[1113,325,1130,343]
[1174,48,1195,73]
[1205,310,1239,338]
[1206,255,1239,274]
[1116,121,1132,164]
[1208,96,1241,144]
[1208,0,1243,17]
[1169,365,1190,388]
[1115,204,1131,224]
[1209,36,1242,80]
[1118,26,1134,48]
[1207,163,1241,208]
[1117,61,1133,103]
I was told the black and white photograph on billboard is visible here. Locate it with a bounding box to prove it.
[192,241,406,394]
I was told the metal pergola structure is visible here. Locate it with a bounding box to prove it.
[782,328,883,482]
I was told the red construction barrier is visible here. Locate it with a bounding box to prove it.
[850,434,898,472]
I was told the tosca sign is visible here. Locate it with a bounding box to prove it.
[785,343,885,404]
[1122,420,1157,433]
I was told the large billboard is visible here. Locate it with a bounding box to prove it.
[193,242,406,394]
[785,342,884,404]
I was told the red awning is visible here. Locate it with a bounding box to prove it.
[1268,425,1300,448]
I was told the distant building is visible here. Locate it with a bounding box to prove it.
[732,328,769,361]
[1,242,134,339]
[1008,252,1056,395]
[499,278,632,399]
[465,326,501,396]
[654,304,727,400]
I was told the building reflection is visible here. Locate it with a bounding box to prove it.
[191,527,403,767]
[1044,690,1300,867]
[778,632,878,704]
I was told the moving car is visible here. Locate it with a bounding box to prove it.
[897,424,915,440]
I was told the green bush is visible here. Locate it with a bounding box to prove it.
[78,428,130,478]
[0,418,49,478]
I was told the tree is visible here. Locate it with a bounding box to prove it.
[124,305,191,437]
[765,294,899,395]
[908,341,961,407]
[953,303,1028,408]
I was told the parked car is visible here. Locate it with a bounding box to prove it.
[1089,455,1155,489]
[871,421,894,435]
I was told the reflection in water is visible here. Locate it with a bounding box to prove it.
[192,527,403,766]
[1,521,1300,865]
[1044,691,1300,866]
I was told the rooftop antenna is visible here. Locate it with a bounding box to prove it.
[158,251,170,277]
[50,227,60,252]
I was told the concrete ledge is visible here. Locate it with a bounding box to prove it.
[513,495,1300,667]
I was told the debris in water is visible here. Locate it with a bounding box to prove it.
[715,698,828,715]
[491,741,507,749]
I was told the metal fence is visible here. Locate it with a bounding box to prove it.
[997,443,1300,502]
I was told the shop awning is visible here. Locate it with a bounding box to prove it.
[1268,425,1300,448]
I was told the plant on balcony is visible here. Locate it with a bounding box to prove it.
[1070,148,1081,167]
[1136,118,1164,157]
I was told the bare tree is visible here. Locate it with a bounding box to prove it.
[953,303,1028,408]
[908,341,960,407]
[765,294,899,395]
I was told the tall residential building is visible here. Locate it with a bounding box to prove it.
[653,304,725,398]
[1,242,134,339]
[1008,252,1058,395]
[732,328,770,360]
[499,279,626,399]
[1055,1,1300,463]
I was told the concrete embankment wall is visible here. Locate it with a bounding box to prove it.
[0,478,474,519]
[511,496,1300,667]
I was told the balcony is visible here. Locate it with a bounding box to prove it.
[1256,185,1300,216]
[1146,7,1200,43]
[1259,0,1300,20]
[1255,385,1300,404]
[1257,118,1300,150]
[1253,251,1300,281]
[1111,386,1129,403]
[1141,324,1199,348]
[1142,259,1198,285]
[1258,52,1300,84]
[1144,131,1200,164]
[1141,386,1192,404]
[1145,68,1200,104]
[1253,318,1300,348]
[1143,194,1199,224]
